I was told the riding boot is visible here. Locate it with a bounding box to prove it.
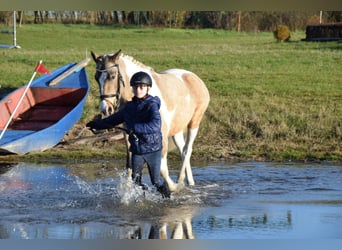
[156,183,171,199]
[134,175,148,190]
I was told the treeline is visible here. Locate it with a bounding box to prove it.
[1,11,341,32]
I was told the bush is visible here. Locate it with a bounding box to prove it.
[273,24,291,42]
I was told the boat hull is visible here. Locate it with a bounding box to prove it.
[0,62,90,154]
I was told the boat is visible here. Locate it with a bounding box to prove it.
[0,60,90,154]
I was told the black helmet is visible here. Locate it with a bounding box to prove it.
[130,71,152,87]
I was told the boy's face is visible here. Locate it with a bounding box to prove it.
[132,84,148,98]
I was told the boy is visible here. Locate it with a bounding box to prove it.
[86,71,170,198]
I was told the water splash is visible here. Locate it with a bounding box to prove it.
[74,176,99,196]
[116,172,145,205]
[71,171,162,207]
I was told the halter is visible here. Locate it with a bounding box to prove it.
[95,63,125,111]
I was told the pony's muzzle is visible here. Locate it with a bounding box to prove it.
[100,99,115,116]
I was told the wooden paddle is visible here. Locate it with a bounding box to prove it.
[48,58,90,86]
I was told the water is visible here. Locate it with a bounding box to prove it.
[0,161,341,239]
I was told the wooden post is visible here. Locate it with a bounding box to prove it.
[237,11,241,32]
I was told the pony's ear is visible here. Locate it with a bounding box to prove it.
[110,49,122,60]
[91,51,98,62]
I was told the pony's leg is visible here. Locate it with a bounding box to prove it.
[184,217,195,239]
[171,222,184,239]
[159,224,168,239]
[178,128,198,186]
[173,132,194,185]
[160,133,179,192]
[172,131,185,157]
[160,151,179,192]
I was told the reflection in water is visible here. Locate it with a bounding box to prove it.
[158,206,196,239]
[109,206,196,239]
[201,211,293,234]
[0,162,341,239]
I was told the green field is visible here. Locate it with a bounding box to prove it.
[1,24,341,162]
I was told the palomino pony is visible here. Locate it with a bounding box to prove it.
[91,50,210,192]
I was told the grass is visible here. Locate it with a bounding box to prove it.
[0,24,341,162]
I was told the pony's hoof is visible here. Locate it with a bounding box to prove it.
[173,182,185,193]
[167,182,183,193]
[188,181,195,186]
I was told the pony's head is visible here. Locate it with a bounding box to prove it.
[91,50,125,116]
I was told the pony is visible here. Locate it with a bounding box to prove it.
[91,50,210,192]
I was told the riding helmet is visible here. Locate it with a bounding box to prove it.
[130,71,152,87]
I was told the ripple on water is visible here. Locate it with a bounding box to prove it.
[0,162,341,239]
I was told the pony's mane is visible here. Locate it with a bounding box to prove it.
[121,53,154,72]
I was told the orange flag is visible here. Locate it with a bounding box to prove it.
[35,61,51,74]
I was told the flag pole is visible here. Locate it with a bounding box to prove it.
[0,60,42,142]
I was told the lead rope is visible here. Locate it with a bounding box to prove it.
[65,63,128,143]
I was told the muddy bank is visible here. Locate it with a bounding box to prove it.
[0,124,340,164]
[0,124,231,164]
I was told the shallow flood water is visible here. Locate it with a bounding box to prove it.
[0,161,341,239]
